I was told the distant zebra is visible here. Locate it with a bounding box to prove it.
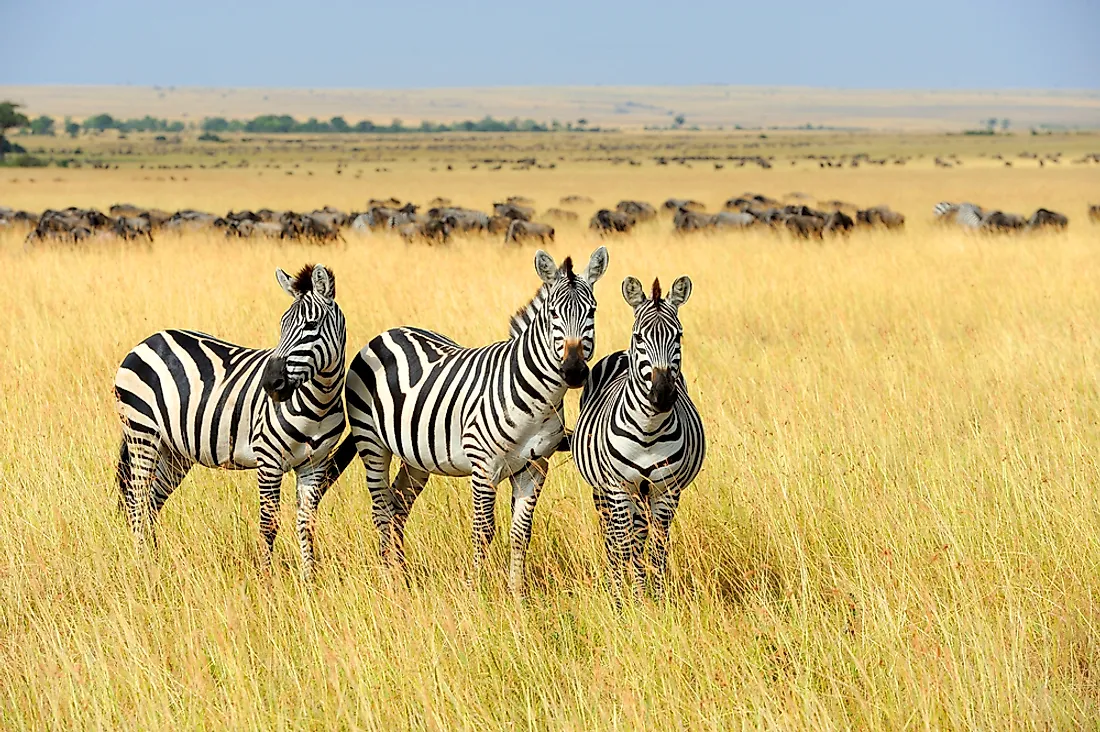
[325,248,608,594]
[571,275,705,602]
[956,203,984,229]
[928,201,954,217]
[114,264,346,581]
[934,201,983,228]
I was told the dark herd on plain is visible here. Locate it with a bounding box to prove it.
[2,195,1091,246]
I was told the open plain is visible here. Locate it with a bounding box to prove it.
[3,123,1100,728]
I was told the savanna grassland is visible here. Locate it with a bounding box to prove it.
[3,126,1100,729]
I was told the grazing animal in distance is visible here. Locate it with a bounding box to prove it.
[320,248,609,595]
[1028,208,1068,230]
[616,200,657,221]
[571,275,705,602]
[589,209,636,235]
[113,264,347,582]
[505,219,555,244]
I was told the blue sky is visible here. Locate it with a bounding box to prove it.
[2,0,1096,89]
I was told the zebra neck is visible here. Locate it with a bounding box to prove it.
[622,371,675,433]
[511,315,568,404]
[290,359,346,413]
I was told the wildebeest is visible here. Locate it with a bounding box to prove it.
[487,215,512,234]
[672,208,715,233]
[541,208,580,223]
[114,216,154,242]
[857,206,905,229]
[823,210,855,235]
[785,214,825,239]
[712,211,758,229]
[980,211,1026,232]
[664,198,705,213]
[616,200,657,222]
[493,202,534,221]
[1027,208,1068,230]
[560,194,593,205]
[397,217,450,244]
[589,209,636,235]
[1089,204,1100,223]
[504,219,554,244]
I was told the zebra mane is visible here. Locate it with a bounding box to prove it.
[651,277,662,303]
[508,283,549,339]
[292,264,335,297]
[562,257,576,286]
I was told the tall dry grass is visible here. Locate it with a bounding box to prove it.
[2,166,1100,729]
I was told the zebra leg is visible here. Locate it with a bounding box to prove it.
[649,488,682,601]
[361,446,400,567]
[389,462,430,573]
[507,458,547,597]
[628,491,650,602]
[257,463,284,573]
[293,463,329,584]
[600,490,634,605]
[122,432,161,548]
[470,468,498,580]
[149,450,191,525]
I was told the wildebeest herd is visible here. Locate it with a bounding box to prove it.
[2,194,1091,247]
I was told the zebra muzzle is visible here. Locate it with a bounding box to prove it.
[649,368,677,411]
[561,340,589,388]
[261,356,294,402]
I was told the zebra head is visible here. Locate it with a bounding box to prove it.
[261,264,345,402]
[533,246,609,388]
[622,275,692,412]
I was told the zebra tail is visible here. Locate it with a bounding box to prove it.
[116,438,132,514]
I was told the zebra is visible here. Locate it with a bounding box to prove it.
[956,203,984,229]
[324,247,608,595]
[932,202,958,221]
[571,275,705,602]
[113,264,346,581]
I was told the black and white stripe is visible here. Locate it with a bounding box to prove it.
[571,275,706,601]
[114,264,346,581]
[329,247,608,594]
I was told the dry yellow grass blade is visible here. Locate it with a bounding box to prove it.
[2,160,1099,729]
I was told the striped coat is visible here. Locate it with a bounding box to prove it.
[572,275,705,600]
[114,264,346,581]
[327,247,609,594]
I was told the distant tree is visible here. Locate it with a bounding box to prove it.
[29,115,55,136]
[64,117,80,138]
[576,118,588,127]
[202,117,230,133]
[674,114,686,127]
[1000,118,1010,132]
[82,113,117,132]
[329,116,350,133]
[0,102,30,162]
[353,119,376,133]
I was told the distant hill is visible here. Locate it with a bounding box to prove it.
[1,85,1098,131]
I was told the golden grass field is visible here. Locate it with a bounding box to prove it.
[3,131,1100,728]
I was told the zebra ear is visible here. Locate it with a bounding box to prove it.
[275,268,297,298]
[622,276,646,307]
[534,250,558,284]
[584,245,608,285]
[311,264,335,300]
[668,275,693,308]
